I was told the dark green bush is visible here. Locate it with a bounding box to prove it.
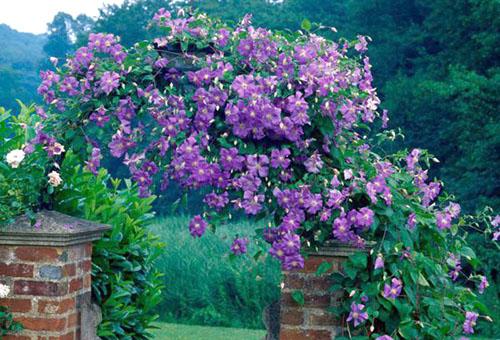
[54,152,164,340]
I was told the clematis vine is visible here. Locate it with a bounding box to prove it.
[27,8,497,339]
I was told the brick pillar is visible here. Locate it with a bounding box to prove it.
[280,241,371,340]
[0,210,110,340]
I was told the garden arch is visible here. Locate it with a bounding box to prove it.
[8,8,493,340]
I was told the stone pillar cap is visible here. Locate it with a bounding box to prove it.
[0,210,111,247]
[307,240,376,257]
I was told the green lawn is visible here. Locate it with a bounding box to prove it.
[150,323,499,340]
[151,323,266,340]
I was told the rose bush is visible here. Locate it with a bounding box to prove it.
[0,104,65,226]
[31,8,498,339]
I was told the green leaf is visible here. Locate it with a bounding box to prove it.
[315,261,332,277]
[253,250,263,261]
[291,290,305,306]
[301,19,312,31]
[459,246,476,260]
[343,261,358,280]
[171,198,180,213]
[417,273,430,286]
[328,283,343,292]
[473,301,490,315]
[349,253,367,268]
[0,112,10,124]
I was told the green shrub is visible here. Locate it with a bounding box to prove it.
[0,305,22,339]
[54,152,164,340]
[151,215,280,329]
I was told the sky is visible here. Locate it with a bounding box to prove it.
[0,0,126,35]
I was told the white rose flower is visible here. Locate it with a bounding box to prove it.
[0,284,10,298]
[5,149,25,168]
[48,171,63,187]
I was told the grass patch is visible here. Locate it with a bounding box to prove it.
[151,322,266,340]
[151,215,281,329]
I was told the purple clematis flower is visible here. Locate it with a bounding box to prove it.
[189,215,207,238]
[407,213,417,229]
[241,191,264,215]
[108,131,136,158]
[383,278,402,299]
[220,148,244,171]
[304,193,322,214]
[357,207,374,228]
[346,302,368,327]
[246,155,269,177]
[405,148,420,171]
[463,311,478,334]
[99,71,120,94]
[231,237,249,255]
[436,211,452,230]
[270,148,291,169]
[333,216,354,243]
[374,255,384,270]
[304,152,323,174]
[85,147,102,175]
[281,233,301,255]
[90,107,110,127]
[269,242,286,259]
[478,275,489,294]
[283,254,304,270]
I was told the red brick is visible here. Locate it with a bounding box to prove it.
[3,335,31,340]
[281,292,332,309]
[308,312,340,326]
[63,264,76,277]
[67,312,80,328]
[38,331,74,340]
[16,316,66,331]
[84,243,93,257]
[0,263,34,278]
[38,298,75,314]
[78,260,91,273]
[0,248,12,261]
[69,278,83,293]
[0,298,31,313]
[280,309,304,326]
[83,273,91,289]
[304,294,331,308]
[14,280,67,296]
[307,276,334,291]
[283,274,304,290]
[15,247,60,262]
[66,246,85,261]
[295,256,337,274]
[280,329,331,340]
[280,292,300,308]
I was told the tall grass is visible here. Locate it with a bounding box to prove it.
[150,215,281,329]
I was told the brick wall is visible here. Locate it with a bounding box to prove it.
[279,243,371,340]
[0,243,93,340]
[0,210,109,340]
